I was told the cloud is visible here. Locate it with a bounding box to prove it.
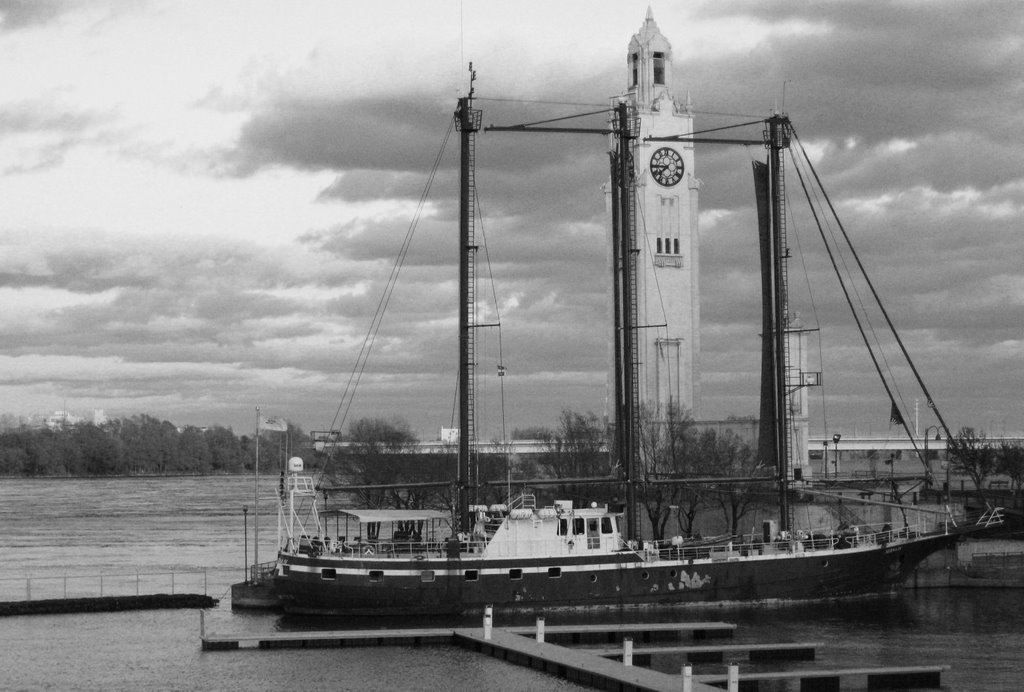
[1,1,1023,439]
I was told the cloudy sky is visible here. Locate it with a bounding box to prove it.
[2,0,1022,441]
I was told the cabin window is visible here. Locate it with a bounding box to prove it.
[420,570,435,583]
[368,570,383,583]
[653,51,665,85]
[601,517,614,534]
[557,518,567,536]
[281,565,290,575]
[631,53,639,86]
[573,517,585,535]
[548,567,562,578]
[464,570,479,581]
[509,568,523,580]
[320,568,337,581]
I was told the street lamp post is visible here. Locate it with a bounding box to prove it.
[832,433,842,478]
[923,425,942,499]
[822,441,830,480]
[243,505,249,584]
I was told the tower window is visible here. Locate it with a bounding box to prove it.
[653,52,665,85]
[631,53,639,86]
[674,238,680,254]
[656,238,663,254]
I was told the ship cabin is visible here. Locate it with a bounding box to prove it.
[480,498,625,558]
[287,492,626,561]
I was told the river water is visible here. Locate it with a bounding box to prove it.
[1,476,1021,691]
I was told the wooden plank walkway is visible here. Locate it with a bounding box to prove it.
[695,664,950,691]
[455,627,720,692]
[502,621,736,644]
[201,625,455,650]
[593,641,822,663]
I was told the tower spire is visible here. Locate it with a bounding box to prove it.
[627,7,673,109]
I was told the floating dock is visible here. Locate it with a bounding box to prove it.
[200,615,950,691]
[594,641,821,664]
[501,621,736,643]
[695,664,950,691]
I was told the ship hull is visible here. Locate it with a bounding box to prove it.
[272,532,956,616]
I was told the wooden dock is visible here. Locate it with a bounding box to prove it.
[200,615,949,691]
[201,625,454,650]
[502,621,736,644]
[593,641,821,664]
[695,664,951,691]
[455,627,719,692]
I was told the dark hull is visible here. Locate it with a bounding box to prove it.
[273,532,956,616]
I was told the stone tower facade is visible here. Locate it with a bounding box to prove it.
[613,9,701,418]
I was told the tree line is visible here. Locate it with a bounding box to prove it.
[0,414,310,476]
[946,426,1024,505]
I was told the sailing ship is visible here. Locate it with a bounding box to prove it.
[270,82,1003,616]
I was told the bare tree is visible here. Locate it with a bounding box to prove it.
[997,441,1024,509]
[534,409,612,508]
[947,427,997,502]
[637,403,703,540]
[702,429,766,537]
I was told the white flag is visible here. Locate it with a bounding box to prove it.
[260,416,288,432]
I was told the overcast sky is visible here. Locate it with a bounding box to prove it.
[2,0,1022,441]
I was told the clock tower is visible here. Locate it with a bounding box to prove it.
[613,9,701,418]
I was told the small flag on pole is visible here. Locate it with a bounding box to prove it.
[260,416,288,432]
[889,402,904,427]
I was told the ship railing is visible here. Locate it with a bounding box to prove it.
[308,537,490,559]
[248,560,278,585]
[976,506,1004,527]
[508,494,537,511]
[0,569,217,602]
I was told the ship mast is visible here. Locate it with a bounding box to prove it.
[485,101,641,540]
[456,67,482,534]
[765,114,792,531]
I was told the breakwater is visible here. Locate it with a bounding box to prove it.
[0,593,217,616]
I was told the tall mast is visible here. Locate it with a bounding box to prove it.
[456,67,481,534]
[766,114,792,531]
[613,101,640,543]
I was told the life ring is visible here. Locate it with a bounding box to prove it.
[364,546,375,556]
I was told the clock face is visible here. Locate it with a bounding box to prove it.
[650,147,684,187]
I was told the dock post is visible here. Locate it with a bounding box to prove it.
[681,664,692,692]
[483,604,493,640]
[623,638,633,666]
[200,609,206,640]
[727,662,739,692]
[535,617,545,643]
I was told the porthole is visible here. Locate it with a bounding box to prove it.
[589,574,598,583]
[669,570,677,578]
[641,571,650,580]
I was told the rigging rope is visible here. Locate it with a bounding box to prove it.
[322,117,457,465]
[787,127,938,477]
